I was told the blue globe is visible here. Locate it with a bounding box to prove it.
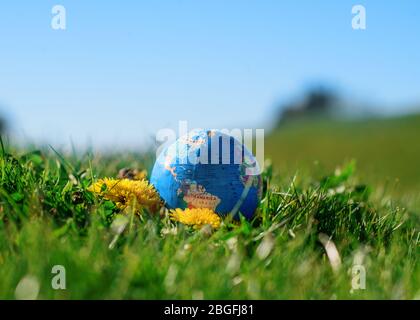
[150,129,262,220]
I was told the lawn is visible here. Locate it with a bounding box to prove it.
[267,114,420,200]
[0,115,419,299]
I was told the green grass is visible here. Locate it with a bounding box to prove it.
[0,115,419,299]
[267,114,420,198]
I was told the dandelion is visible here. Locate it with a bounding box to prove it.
[170,208,221,229]
[88,178,161,213]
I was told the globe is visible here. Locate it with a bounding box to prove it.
[150,129,262,220]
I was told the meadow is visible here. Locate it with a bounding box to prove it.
[0,114,419,299]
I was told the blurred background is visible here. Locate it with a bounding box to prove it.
[1,0,419,196]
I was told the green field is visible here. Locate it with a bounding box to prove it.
[267,114,420,201]
[0,115,419,299]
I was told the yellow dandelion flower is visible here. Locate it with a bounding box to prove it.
[88,178,161,213]
[170,208,222,229]
[132,170,148,181]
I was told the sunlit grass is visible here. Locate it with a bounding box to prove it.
[0,131,418,299]
[267,114,420,199]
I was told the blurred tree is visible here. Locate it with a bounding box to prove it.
[0,116,5,134]
[277,87,339,125]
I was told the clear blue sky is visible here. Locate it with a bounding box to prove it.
[1,0,419,149]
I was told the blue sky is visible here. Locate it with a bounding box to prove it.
[1,0,419,149]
